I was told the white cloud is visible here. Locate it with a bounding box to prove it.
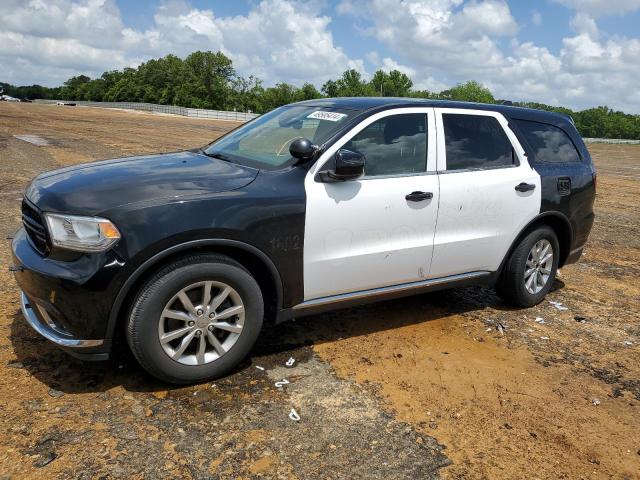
[569,13,599,36]
[554,0,640,16]
[344,0,640,111]
[531,10,542,26]
[0,0,360,87]
[2,0,640,112]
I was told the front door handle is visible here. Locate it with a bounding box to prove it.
[515,182,536,192]
[405,191,433,201]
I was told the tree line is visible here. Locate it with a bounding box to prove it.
[2,50,640,139]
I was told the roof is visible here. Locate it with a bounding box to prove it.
[292,97,572,126]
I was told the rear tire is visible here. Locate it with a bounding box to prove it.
[126,254,263,384]
[497,226,559,308]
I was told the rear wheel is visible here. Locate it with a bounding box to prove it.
[127,254,263,384]
[497,226,559,307]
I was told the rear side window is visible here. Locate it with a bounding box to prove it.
[344,113,427,177]
[443,114,515,171]
[515,120,581,164]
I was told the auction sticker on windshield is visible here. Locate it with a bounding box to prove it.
[307,111,348,122]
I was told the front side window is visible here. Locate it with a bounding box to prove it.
[205,106,354,170]
[343,113,427,177]
[443,114,515,171]
[515,120,581,164]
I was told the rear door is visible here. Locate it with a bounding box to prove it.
[303,108,439,300]
[430,108,541,278]
[512,119,596,251]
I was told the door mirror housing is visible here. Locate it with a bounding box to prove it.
[317,149,365,182]
[289,137,317,162]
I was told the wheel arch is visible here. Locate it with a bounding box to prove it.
[498,211,573,278]
[106,239,283,343]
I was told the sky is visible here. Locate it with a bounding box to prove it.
[1,0,640,112]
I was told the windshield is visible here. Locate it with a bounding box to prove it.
[204,106,355,170]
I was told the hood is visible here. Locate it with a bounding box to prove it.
[25,151,258,215]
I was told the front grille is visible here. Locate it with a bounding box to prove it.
[21,199,50,255]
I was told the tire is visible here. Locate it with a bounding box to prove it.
[496,226,560,308]
[126,254,263,384]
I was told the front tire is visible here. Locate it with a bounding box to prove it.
[497,226,559,308]
[126,254,263,384]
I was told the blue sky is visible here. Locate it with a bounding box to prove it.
[2,0,640,112]
[114,0,640,57]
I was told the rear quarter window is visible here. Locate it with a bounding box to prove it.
[515,120,581,164]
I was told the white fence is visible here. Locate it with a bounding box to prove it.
[583,138,640,145]
[34,99,259,122]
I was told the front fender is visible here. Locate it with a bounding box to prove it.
[105,238,284,342]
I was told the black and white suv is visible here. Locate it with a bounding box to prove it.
[12,98,596,383]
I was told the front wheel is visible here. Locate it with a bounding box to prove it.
[126,254,263,384]
[496,226,559,307]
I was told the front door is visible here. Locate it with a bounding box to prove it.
[303,108,439,301]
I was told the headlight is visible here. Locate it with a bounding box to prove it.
[44,213,121,252]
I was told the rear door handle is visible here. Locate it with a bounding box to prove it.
[515,182,536,192]
[405,191,433,201]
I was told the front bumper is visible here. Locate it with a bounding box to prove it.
[20,291,109,360]
[12,227,126,360]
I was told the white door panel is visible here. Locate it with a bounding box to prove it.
[430,168,540,277]
[304,108,438,301]
[304,175,439,299]
[430,108,541,278]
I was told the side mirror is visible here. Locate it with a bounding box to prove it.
[317,148,365,182]
[289,137,317,161]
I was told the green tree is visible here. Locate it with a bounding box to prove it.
[184,51,236,109]
[296,82,322,101]
[261,83,299,111]
[230,75,264,113]
[369,69,413,97]
[60,75,91,99]
[331,69,373,97]
[321,79,339,97]
[440,80,495,103]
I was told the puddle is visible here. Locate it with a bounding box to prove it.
[13,135,50,146]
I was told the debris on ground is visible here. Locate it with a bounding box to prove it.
[255,365,265,371]
[275,379,290,389]
[549,301,569,311]
[496,323,506,335]
[288,408,301,422]
[592,398,601,406]
[285,357,296,368]
[535,317,546,324]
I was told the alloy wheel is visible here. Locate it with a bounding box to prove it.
[158,281,245,365]
[524,239,553,295]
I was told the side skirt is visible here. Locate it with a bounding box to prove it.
[276,271,495,322]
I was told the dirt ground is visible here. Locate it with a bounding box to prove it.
[0,103,638,479]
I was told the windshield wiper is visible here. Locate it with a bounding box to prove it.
[199,148,231,162]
